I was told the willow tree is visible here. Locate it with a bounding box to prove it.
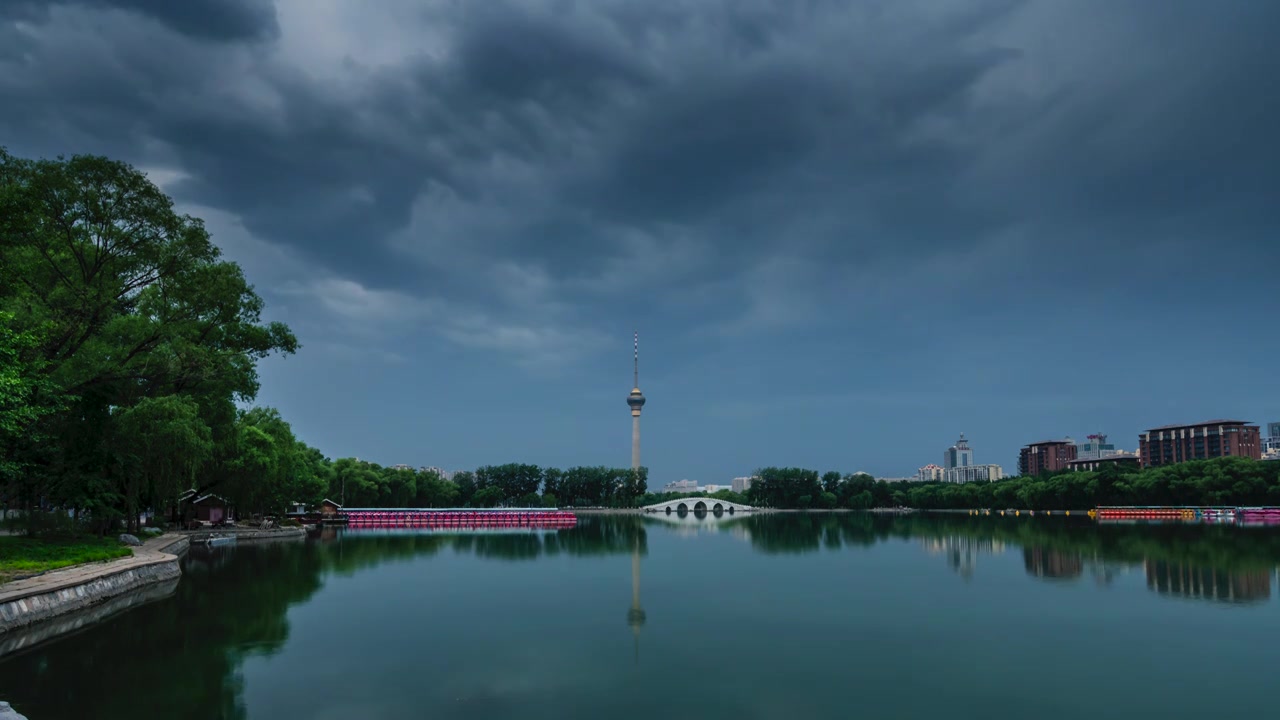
[114,395,213,533]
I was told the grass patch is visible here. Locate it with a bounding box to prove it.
[0,535,133,584]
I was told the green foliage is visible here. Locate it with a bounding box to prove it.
[744,458,1280,510]
[0,147,297,529]
[113,395,212,532]
[0,310,61,482]
[0,535,132,583]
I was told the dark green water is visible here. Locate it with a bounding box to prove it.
[3,513,1280,719]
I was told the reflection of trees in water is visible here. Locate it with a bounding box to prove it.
[726,513,1280,603]
[1144,559,1272,604]
[5,513,1280,717]
[0,542,325,720]
[1023,546,1084,580]
[0,521,652,719]
[310,516,649,569]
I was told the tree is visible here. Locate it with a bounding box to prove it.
[0,148,297,529]
[453,471,477,507]
[113,395,212,532]
[0,311,60,489]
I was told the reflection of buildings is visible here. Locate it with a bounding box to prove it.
[1023,547,1084,580]
[1086,555,1135,587]
[1144,560,1271,604]
[921,536,1006,580]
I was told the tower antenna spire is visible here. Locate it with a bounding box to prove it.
[634,331,639,388]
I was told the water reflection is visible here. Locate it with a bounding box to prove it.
[1145,560,1271,603]
[1023,546,1084,580]
[921,536,1006,580]
[3,513,1280,719]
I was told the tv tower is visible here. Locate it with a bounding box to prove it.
[627,332,646,470]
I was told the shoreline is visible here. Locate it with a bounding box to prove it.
[0,534,188,637]
[0,526,305,642]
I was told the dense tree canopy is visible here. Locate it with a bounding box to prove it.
[0,148,304,532]
[742,458,1280,511]
[324,462,648,510]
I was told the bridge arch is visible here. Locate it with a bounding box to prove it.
[641,497,759,514]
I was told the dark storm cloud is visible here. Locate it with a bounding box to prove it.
[1,0,278,41]
[2,0,1279,318]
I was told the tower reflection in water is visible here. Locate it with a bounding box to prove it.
[627,532,645,664]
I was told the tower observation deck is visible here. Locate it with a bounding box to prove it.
[628,332,646,470]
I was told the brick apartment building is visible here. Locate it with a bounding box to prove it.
[1139,420,1262,468]
[1018,440,1078,476]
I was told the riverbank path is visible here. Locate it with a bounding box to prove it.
[0,534,182,600]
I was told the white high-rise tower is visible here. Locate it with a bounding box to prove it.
[627,332,646,470]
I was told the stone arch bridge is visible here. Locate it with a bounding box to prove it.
[641,498,759,514]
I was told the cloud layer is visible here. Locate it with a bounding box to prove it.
[3,0,1278,478]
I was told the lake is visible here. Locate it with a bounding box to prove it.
[2,513,1280,719]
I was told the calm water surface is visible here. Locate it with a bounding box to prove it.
[3,513,1280,719]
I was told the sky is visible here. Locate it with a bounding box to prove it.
[1,0,1277,484]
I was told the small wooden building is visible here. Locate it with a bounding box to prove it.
[320,499,343,517]
[192,494,230,523]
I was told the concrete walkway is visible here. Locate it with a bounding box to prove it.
[0,534,185,611]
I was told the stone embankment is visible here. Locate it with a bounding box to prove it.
[182,526,306,543]
[0,534,188,635]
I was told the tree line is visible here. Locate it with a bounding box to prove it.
[744,457,1280,511]
[326,461,649,509]
[0,149,657,532]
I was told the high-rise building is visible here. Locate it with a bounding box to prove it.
[944,434,973,469]
[1075,433,1119,461]
[1139,420,1262,467]
[1019,440,1078,475]
[626,332,647,470]
[662,479,698,493]
[918,464,945,482]
[1265,422,1280,457]
[1068,454,1140,472]
[947,464,1004,483]
[731,476,756,493]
